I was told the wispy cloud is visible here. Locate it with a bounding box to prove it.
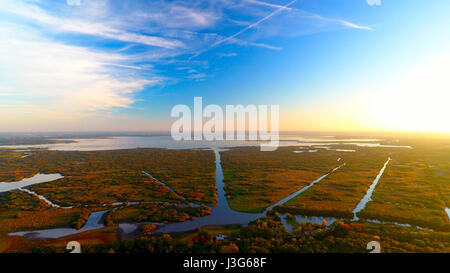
[367,0,381,6]
[244,0,293,11]
[133,5,220,29]
[191,0,369,56]
[1,0,184,49]
[304,13,372,30]
[200,0,298,55]
[0,23,152,113]
[217,52,238,58]
[0,0,372,129]
[228,38,283,51]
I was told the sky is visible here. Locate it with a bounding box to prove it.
[0,0,449,132]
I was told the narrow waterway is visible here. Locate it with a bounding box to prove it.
[153,149,344,233]
[264,163,345,212]
[18,188,72,209]
[7,148,345,238]
[156,149,264,233]
[9,151,425,239]
[352,158,391,221]
[142,171,190,204]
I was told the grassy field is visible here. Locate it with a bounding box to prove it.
[1,136,449,252]
[0,190,85,233]
[220,138,450,232]
[1,226,119,253]
[105,203,211,224]
[359,139,450,231]
[275,147,390,218]
[8,214,449,253]
[0,148,217,252]
[220,147,341,212]
[0,148,216,206]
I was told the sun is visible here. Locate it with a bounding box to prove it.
[367,54,450,132]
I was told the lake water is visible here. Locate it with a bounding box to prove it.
[0,173,64,193]
[0,135,412,152]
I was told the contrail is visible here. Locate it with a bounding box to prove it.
[244,0,293,11]
[192,0,296,58]
[212,0,297,48]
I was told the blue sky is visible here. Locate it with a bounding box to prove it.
[0,0,449,132]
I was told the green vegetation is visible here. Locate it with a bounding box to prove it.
[1,226,119,253]
[1,136,449,253]
[104,203,211,224]
[15,213,450,253]
[0,148,216,252]
[0,190,50,211]
[0,190,84,233]
[359,139,450,231]
[220,147,340,212]
[0,148,216,206]
[0,208,84,234]
[141,224,158,235]
[74,209,91,229]
[220,139,450,232]
[275,147,389,218]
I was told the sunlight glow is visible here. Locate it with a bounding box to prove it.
[367,54,450,132]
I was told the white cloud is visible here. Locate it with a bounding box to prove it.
[0,0,374,130]
[210,0,298,50]
[367,0,381,6]
[217,52,238,58]
[133,5,220,29]
[1,0,370,56]
[227,38,283,51]
[67,0,81,6]
[244,0,292,10]
[332,19,371,30]
[192,0,369,56]
[1,0,184,49]
[0,24,152,115]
